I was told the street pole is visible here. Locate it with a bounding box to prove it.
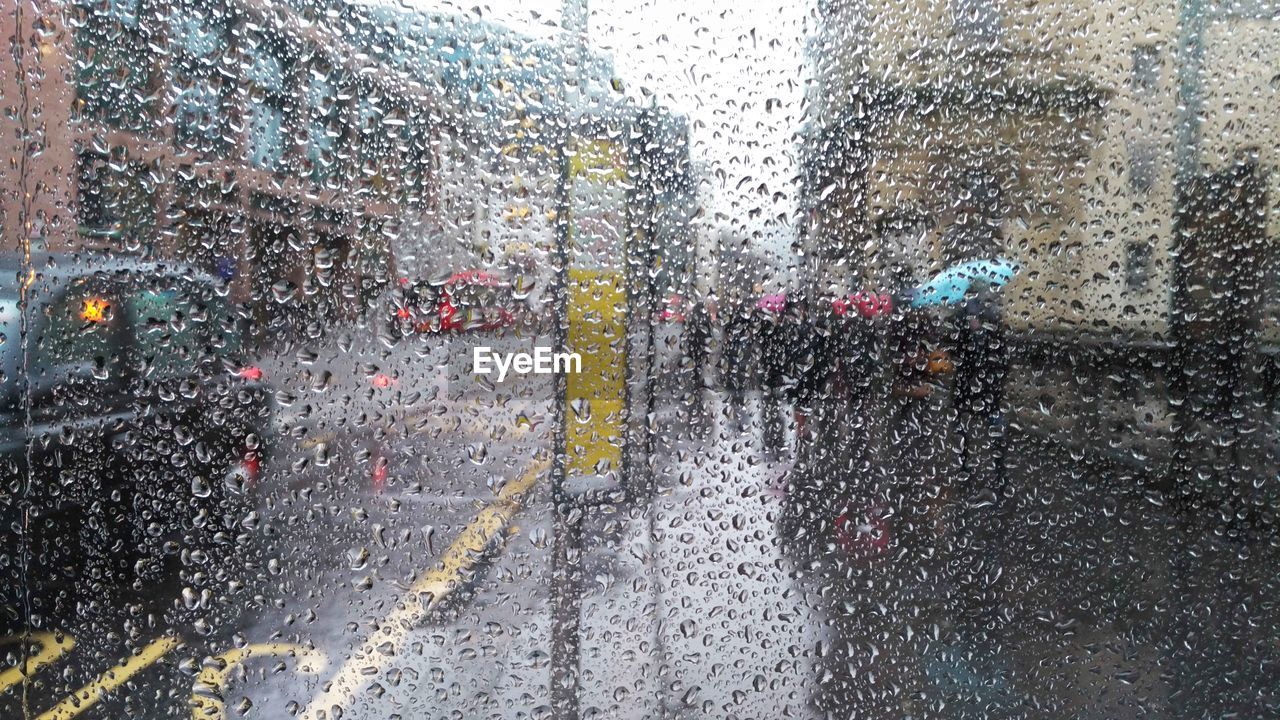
[548,131,582,720]
[1172,0,1206,331]
[550,4,588,715]
[548,506,583,720]
[1169,0,1208,704]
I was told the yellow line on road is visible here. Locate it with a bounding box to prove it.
[299,453,551,720]
[36,635,179,720]
[405,406,532,438]
[0,632,75,693]
[191,643,327,720]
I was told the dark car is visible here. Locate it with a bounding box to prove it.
[0,253,271,586]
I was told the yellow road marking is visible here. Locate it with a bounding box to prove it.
[299,432,336,450]
[36,635,179,720]
[410,416,534,439]
[0,632,75,693]
[191,643,327,720]
[299,453,551,720]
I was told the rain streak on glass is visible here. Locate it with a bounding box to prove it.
[1,0,1279,718]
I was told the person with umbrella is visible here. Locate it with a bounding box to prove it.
[909,259,1019,469]
[758,293,794,456]
[785,295,827,467]
[901,256,1021,707]
[683,293,717,434]
[950,277,1009,481]
[685,295,712,386]
[720,289,756,430]
[913,257,1017,671]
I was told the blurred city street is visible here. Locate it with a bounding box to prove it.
[4,0,1280,717]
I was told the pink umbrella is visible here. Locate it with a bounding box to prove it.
[756,293,787,313]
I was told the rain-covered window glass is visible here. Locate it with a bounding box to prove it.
[8,1,1280,719]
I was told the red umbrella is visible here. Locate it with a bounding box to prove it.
[835,291,893,318]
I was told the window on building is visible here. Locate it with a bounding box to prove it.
[1126,239,1153,290]
[1128,140,1157,194]
[305,61,348,184]
[356,92,417,197]
[77,151,157,251]
[1132,45,1162,95]
[171,5,234,156]
[876,210,932,287]
[1221,0,1280,18]
[245,35,292,171]
[72,0,161,130]
[950,0,1003,47]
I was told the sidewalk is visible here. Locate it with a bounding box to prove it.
[772,379,1184,720]
[576,388,824,719]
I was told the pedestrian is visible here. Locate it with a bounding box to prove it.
[787,296,826,466]
[768,294,829,558]
[810,303,944,720]
[772,296,822,464]
[947,277,1011,652]
[951,278,1008,486]
[685,297,711,387]
[759,296,791,456]
[720,291,754,429]
[886,306,953,567]
[832,293,885,471]
[775,296,841,554]
[684,295,713,431]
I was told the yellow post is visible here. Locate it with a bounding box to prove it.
[562,138,630,496]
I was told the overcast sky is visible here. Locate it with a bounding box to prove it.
[380,0,813,267]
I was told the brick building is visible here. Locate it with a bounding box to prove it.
[2,0,437,340]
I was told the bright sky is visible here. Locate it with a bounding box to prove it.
[380,0,813,268]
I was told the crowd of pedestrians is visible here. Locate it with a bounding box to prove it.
[700,286,1008,474]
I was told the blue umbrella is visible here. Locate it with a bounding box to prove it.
[910,257,1020,308]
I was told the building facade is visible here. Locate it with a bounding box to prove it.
[2,0,437,340]
[800,0,1280,342]
[799,0,1280,471]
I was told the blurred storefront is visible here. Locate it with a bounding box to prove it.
[801,0,1280,338]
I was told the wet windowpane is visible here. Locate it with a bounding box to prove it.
[3,1,1280,719]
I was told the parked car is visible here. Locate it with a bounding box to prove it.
[439,270,516,332]
[0,253,271,584]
